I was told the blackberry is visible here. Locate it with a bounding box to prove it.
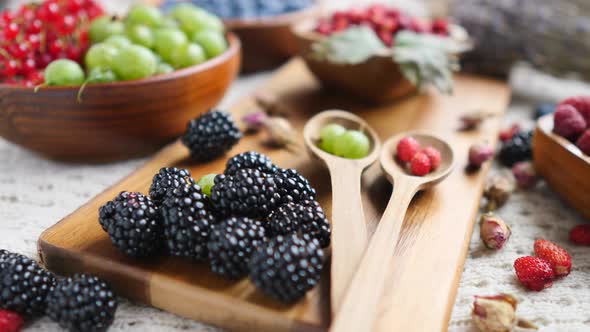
[207,217,266,279]
[46,274,117,332]
[249,234,324,303]
[0,251,56,316]
[149,168,194,203]
[161,184,216,261]
[224,151,277,176]
[267,201,331,248]
[182,110,242,162]
[273,168,317,204]
[210,169,280,218]
[98,192,164,258]
[499,131,534,166]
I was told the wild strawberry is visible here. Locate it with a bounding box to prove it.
[553,104,587,141]
[421,146,441,170]
[570,224,590,246]
[559,95,590,124]
[0,309,24,332]
[576,129,590,156]
[514,256,554,291]
[410,152,432,176]
[534,239,572,277]
[396,136,421,162]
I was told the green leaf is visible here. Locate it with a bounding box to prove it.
[392,31,464,94]
[311,26,386,65]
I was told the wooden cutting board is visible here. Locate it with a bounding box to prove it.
[38,59,510,332]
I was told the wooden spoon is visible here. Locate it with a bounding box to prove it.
[303,110,381,315]
[330,132,455,332]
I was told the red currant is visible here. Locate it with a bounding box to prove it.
[1,59,20,78]
[4,22,19,39]
[21,58,37,75]
[49,39,65,56]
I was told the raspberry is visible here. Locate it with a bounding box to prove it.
[576,129,590,155]
[0,310,23,332]
[570,224,590,246]
[396,137,421,162]
[553,104,587,141]
[499,124,521,142]
[421,146,441,170]
[514,256,554,291]
[410,152,432,176]
[534,239,572,277]
[559,96,590,124]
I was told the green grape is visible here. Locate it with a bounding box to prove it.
[333,130,371,159]
[160,17,179,29]
[156,62,174,75]
[170,43,206,68]
[89,16,124,43]
[171,3,200,18]
[174,7,223,36]
[112,45,157,80]
[126,4,163,28]
[319,124,346,154]
[43,59,85,86]
[104,35,132,49]
[191,30,227,58]
[197,174,217,196]
[84,43,119,71]
[126,24,154,48]
[153,28,188,62]
[77,67,118,102]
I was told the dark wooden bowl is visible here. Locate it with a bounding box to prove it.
[292,19,470,104]
[533,114,590,221]
[0,33,241,163]
[224,2,322,73]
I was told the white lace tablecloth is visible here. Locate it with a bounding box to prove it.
[2,0,590,330]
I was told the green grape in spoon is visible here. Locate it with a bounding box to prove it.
[319,123,346,154]
[333,130,371,159]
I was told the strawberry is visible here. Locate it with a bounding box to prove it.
[421,146,441,170]
[514,256,555,291]
[570,224,590,246]
[534,239,572,277]
[410,152,432,176]
[0,309,23,332]
[396,137,421,162]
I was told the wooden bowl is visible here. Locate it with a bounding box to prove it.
[224,3,322,73]
[292,19,470,104]
[533,114,590,221]
[0,33,241,163]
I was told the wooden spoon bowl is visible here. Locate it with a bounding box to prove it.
[0,33,241,163]
[303,110,381,315]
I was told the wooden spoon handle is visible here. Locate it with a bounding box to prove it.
[329,180,418,332]
[327,162,369,315]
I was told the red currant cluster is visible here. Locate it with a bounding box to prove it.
[0,0,104,87]
[315,5,450,46]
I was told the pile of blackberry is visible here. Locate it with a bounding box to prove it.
[0,249,118,331]
[499,131,534,166]
[182,110,242,162]
[98,149,328,303]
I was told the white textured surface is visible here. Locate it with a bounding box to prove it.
[2,1,590,331]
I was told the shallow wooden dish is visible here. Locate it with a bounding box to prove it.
[533,114,590,221]
[38,59,510,332]
[292,19,469,104]
[224,3,321,73]
[0,33,241,163]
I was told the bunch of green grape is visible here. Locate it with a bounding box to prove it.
[318,124,371,159]
[42,3,227,91]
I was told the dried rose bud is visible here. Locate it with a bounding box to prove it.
[472,294,517,332]
[469,143,495,168]
[263,116,297,148]
[480,214,511,250]
[512,161,539,189]
[472,294,538,332]
[242,111,269,132]
[460,111,493,130]
[484,172,516,211]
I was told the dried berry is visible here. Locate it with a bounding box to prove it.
[511,161,539,189]
[396,137,421,162]
[570,224,590,246]
[460,111,492,130]
[553,104,587,141]
[468,143,494,168]
[479,214,511,250]
[514,256,554,291]
[534,239,571,277]
[483,172,516,211]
